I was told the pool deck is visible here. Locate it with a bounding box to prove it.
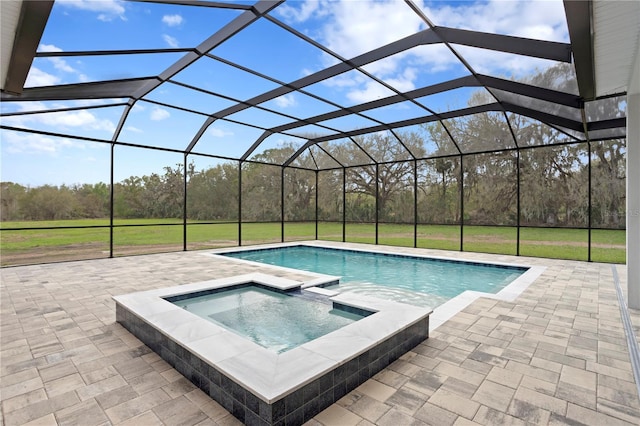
[2,241,639,425]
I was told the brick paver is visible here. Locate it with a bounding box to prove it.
[1,243,639,425]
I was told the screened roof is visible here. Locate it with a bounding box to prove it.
[0,0,630,173]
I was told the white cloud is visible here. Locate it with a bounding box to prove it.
[150,107,170,121]
[2,131,86,155]
[39,44,62,54]
[52,110,115,131]
[162,14,183,27]
[408,44,460,74]
[420,0,568,77]
[125,125,143,133]
[49,57,76,73]
[131,103,146,113]
[273,94,297,108]
[347,81,396,104]
[277,1,424,103]
[207,128,233,138]
[278,0,568,102]
[2,107,116,133]
[163,34,179,48]
[3,101,48,113]
[57,0,126,21]
[25,67,61,87]
[34,44,85,85]
[450,45,556,78]
[276,1,322,23]
[320,1,423,60]
[74,99,124,108]
[427,0,567,42]
[348,67,422,103]
[322,72,364,89]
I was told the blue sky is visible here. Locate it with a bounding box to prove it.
[0,0,569,186]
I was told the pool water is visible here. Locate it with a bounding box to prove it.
[223,246,526,307]
[170,285,367,353]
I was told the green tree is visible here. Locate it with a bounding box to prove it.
[20,185,79,220]
[73,183,109,218]
[114,176,145,218]
[321,131,426,222]
[187,161,239,221]
[591,140,625,228]
[284,168,315,221]
[0,182,27,221]
[242,151,284,222]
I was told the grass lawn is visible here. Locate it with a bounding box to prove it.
[0,219,626,266]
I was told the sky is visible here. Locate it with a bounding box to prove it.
[0,0,570,187]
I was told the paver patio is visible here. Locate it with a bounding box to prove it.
[1,242,639,425]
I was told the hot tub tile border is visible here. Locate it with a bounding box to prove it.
[114,272,431,425]
[116,302,429,425]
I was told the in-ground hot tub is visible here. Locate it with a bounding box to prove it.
[167,284,372,353]
[114,273,431,425]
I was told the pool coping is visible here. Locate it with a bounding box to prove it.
[112,272,432,404]
[206,241,546,331]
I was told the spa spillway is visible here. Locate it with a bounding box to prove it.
[114,273,431,425]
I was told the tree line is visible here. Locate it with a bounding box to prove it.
[0,135,625,229]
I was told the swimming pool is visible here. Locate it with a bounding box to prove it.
[222,245,527,307]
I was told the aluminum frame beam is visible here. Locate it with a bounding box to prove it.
[207,27,572,123]
[271,74,582,137]
[0,77,159,101]
[128,0,254,10]
[283,104,502,167]
[435,26,572,63]
[35,48,195,57]
[564,0,596,100]
[2,0,54,95]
